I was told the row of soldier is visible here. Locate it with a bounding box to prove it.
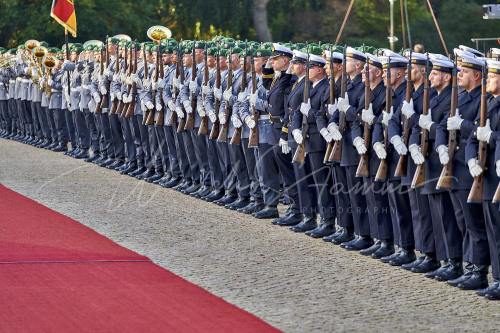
[0,35,499,300]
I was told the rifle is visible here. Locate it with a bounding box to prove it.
[493,182,500,204]
[217,49,233,142]
[292,49,310,164]
[155,43,166,126]
[184,45,196,130]
[328,47,347,163]
[323,46,336,164]
[394,50,413,177]
[94,44,106,114]
[467,64,488,203]
[116,44,129,116]
[96,36,110,114]
[198,44,209,135]
[375,57,391,182]
[109,43,120,114]
[124,41,138,119]
[209,48,221,140]
[145,44,160,125]
[436,59,459,190]
[167,45,181,126]
[355,60,372,177]
[176,45,187,133]
[411,55,431,188]
[142,45,151,124]
[230,43,248,145]
[247,51,259,148]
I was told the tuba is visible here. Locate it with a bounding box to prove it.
[42,55,57,96]
[147,25,172,43]
[25,39,40,51]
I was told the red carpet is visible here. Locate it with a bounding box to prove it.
[0,184,281,333]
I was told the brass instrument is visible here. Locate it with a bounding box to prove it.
[41,55,57,96]
[147,26,172,42]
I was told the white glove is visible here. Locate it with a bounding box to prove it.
[99,86,107,95]
[419,112,433,131]
[437,145,449,165]
[125,76,132,85]
[131,74,140,84]
[320,127,334,143]
[219,111,226,124]
[300,99,311,117]
[237,92,248,103]
[477,119,492,143]
[214,88,222,100]
[197,103,205,117]
[362,103,375,125]
[496,160,500,178]
[172,77,180,89]
[104,69,112,78]
[292,129,303,144]
[447,112,463,131]
[116,92,122,101]
[327,122,342,141]
[249,92,258,107]
[143,79,151,89]
[157,78,165,88]
[223,89,232,102]
[182,100,192,114]
[231,114,242,128]
[189,80,197,94]
[373,142,387,160]
[201,84,211,96]
[382,106,393,126]
[175,106,185,119]
[120,72,126,82]
[145,101,154,110]
[401,99,415,119]
[167,100,176,111]
[245,116,256,129]
[279,138,291,154]
[208,111,217,123]
[156,102,162,111]
[93,92,101,104]
[353,136,367,155]
[151,80,157,91]
[48,79,54,86]
[112,73,119,82]
[122,94,129,103]
[327,102,338,116]
[390,135,408,155]
[409,144,424,165]
[337,92,350,113]
[468,158,483,177]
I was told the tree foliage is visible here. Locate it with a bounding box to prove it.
[0,0,498,53]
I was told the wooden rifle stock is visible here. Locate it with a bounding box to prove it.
[436,61,459,190]
[292,51,310,164]
[110,45,120,114]
[217,50,233,142]
[356,61,372,177]
[248,55,259,148]
[97,36,111,114]
[94,48,105,114]
[411,56,431,188]
[328,48,347,163]
[493,182,500,204]
[155,44,166,126]
[116,45,129,117]
[184,46,196,131]
[198,46,209,135]
[230,49,248,146]
[394,51,413,177]
[324,48,336,164]
[209,51,221,140]
[124,42,138,119]
[145,44,160,126]
[176,47,187,133]
[468,65,488,203]
[375,58,392,182]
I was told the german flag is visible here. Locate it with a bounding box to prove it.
[50,0,77,37]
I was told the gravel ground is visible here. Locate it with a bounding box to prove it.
[1,138,500,333]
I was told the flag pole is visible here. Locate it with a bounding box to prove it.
[64,28,71,102]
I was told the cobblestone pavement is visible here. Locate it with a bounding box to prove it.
[1,139,500,333]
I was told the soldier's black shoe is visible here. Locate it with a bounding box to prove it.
[239,202,264,215]
[253,206,279,219]
[323,228,343,242]
[106,159,123,170]
[380,250,401,264]
[192,185,211,198]
[402,255,426,271]
[52,144,67,152]
[306,222,335,238]
[214,194,237,206]
[332,229,355,245]
[203,189,224,202]
[84,155,100,163]
[98,158,115,167]
[411,255,440,273]
[389,249,416,266]
[342,236,373,251]
[457,270,488,290]
[226,197,250,210]
[434,259,463,282]
[477,281,500,297]
[145,172,164,183]
[372,241,394,259]
[156,174,171,185]
[135,169,154,180]
[74,150,89,159]
[40,140,52,149]
[274,213,303,226]
[290,218,317,233]
[484,282,500,300]
[118,163,134,174]
[360,240,381,256]
[161,177,181,188]
[128,166,146,177]
[183,182,200,194]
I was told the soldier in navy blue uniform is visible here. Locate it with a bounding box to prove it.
[468,58,500,299]
[292,51,337,236]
